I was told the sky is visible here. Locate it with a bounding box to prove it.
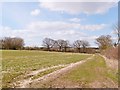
[0,0,118,47]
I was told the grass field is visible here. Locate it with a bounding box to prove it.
[58,55,118,88]
[1,50,118,88]
[34,55,118,88]
[2,50,91,88]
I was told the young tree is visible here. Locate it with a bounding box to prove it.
[42,38,55,51]
[96,35,113,50]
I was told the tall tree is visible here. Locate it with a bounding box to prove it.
[81,40,90,53]
[12,37,24,50]
[3,37,12,49]
[42,38,55,51]
[96,35,113,50]
[0,39,5,49]
[62,40,69,52]
[1,37,24,50]
[73,40,82,52]
[56,39,69,52]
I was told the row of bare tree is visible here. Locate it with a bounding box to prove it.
[42,23,120,52]
[42,35,114,52]
[42,38,90,52]
[0,34,116,52]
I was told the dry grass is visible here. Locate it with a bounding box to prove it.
[102,46,118,60]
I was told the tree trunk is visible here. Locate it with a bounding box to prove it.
[78,48,80,53]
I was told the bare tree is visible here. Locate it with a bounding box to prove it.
[56,39,69,52]
[11,37,24,50]
[81,40,90,53]
[73,40,82,52]
[96,35,113,50]
[63,40,69,52]
[3,37,13,49]
[113,24,120,45]
[42,38,56,51]
[1,37,24,50]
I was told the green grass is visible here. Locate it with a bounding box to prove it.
[2,50,91,88]
[61,55,106,82]
[58,54,118,87]
[2,50,91,72]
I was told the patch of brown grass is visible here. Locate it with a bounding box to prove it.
[102,46,118,60]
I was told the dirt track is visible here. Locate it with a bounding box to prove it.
[14,55,94,88]
[13,54,118,88]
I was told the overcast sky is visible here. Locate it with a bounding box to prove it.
[1,0,118,47]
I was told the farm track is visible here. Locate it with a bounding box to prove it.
[14,55,94,88]
[13,64,67,88]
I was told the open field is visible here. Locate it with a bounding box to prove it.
[1,50,118,88]
[1,1,118,89]
[1,50,91,88]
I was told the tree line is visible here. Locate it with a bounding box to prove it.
[0,34,116,53]
[42,35,114,53]
[42,38,90,52]
[0,37,24,50]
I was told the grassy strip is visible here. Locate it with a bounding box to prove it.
[62,55,106,82]
[57,54,118,87]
